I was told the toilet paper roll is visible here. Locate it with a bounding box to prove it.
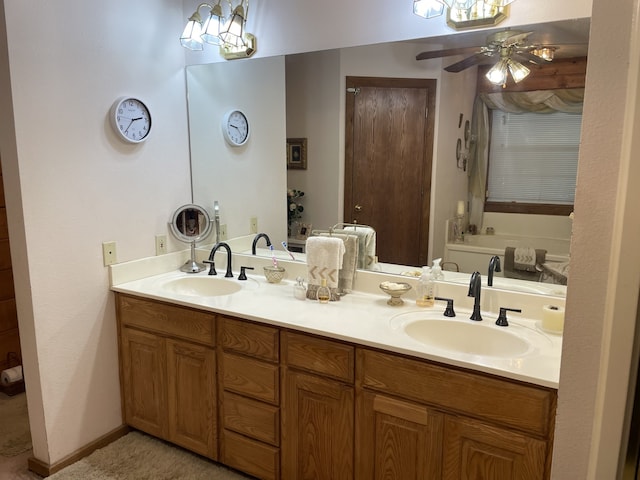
[542,305,565,334]
[1,365,23,385]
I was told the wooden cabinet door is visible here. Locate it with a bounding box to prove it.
[166,338,217,460]
[282,369,354,480]
[356,391,444,480]
[443,416,548,480]
[121,327,167,438]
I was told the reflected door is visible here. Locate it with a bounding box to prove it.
[344,77,435,267]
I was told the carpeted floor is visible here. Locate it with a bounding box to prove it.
[47,431,254,479]
[0,392,32,457]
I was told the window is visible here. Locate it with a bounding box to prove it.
[485,109,581,214]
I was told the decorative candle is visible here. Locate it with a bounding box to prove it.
[457,200,465,216]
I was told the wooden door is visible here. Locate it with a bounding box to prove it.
[356,391,444,480]
[120,327,168,438]
[345,77,436,267]
[443,415,548,480]
[281,369,354,480]
[166,338,217,459]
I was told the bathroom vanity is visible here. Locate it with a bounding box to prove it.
[112,252,561,480]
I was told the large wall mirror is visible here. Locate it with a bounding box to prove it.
[187,17,590,298]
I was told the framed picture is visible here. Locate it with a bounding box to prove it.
[296,223,312,241]
[287,138,307,170]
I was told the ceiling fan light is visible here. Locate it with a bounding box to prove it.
[532,47,555,61]
[413,0,445,18]
[486,58,509,85]
[508,59,530,83]
[180,12,204,51]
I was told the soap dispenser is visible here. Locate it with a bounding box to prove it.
[431,258,444,281]
[416,267,435,307]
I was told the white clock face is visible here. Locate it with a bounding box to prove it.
[222,110,250,146]
[112,98,151,143]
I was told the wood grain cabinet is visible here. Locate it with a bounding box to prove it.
[219,316,280,480]
[281,331,355,480]
[117,294,217,460]
[115,294,557,480]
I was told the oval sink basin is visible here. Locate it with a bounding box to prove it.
[162,276,242,297]
[402,319,530,357]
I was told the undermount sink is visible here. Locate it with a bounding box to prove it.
[404,319,529,357]
[162,276,242,297]
[390,311,548,358]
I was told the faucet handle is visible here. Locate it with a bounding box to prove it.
[238,266,254,280]
[496,307,522,327]
[203,259,217,276]
[435,297,456,317]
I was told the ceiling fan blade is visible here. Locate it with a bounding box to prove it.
[514,51,551,65]
[416,46,482,61]
[444,52,494,73]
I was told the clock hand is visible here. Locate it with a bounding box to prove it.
[123,117,144,134]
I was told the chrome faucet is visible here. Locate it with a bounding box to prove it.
[468,271,482,321]
[204,242,233,277]
[251,233,272,255]
[488,255,501,287]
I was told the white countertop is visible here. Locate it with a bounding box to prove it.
[110,250,562,389]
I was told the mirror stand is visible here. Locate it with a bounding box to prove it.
[181,241,207,273]
[169,203,213,274]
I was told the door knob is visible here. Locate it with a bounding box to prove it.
[354,204,363,212]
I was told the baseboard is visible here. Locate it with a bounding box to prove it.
[28,424,130,477]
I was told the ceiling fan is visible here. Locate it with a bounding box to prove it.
[416,29,556,74]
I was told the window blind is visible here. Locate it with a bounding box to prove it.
[487,110,581,204]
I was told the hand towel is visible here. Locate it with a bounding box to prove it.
[305,236,345,300]
[340,226,377,270]
[317,233,358,293]
[513,247,537,271]
[504,247,547,281]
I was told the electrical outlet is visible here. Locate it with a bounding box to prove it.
[250,216,258,234]
[155,234,167,255]
[102,241,117,266]
[220,224,228,241]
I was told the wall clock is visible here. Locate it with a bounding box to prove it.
[221,109,250,146]
[110,97,152,144]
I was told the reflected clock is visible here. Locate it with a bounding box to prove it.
[222,109,250,147]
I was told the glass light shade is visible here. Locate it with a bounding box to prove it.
[180,14,204,51]
[482,0,516,6]
[486,58,509,85]
[507,59,530,83]
[219,5,245,47]
[201,4,224,45]
[444,0,479,9]
[413,0,445,18]
[532,47,555,61]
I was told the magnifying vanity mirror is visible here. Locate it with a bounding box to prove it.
[169,204,213,273]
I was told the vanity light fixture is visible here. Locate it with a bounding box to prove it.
[180,0,256,60]
[413,0,515,30]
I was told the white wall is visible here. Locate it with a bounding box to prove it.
[188,56,287,243]
[1,0,192,464]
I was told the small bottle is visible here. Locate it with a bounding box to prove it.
[431,258,444,281]
[415,267,435,307]
[294,276,307,300]
[316,278,331,304]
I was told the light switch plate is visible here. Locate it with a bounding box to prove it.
[250,216,258,234]
[155,235,167,255]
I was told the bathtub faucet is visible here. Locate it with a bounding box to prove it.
[468,271,482,321]
[488,255,501,287]
[252,233,272,255]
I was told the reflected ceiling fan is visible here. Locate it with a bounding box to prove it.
[416,29,561,84]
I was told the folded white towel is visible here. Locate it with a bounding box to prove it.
[514,247,536,270]
[306,236,345,289]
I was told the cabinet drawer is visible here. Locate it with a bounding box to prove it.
[220,316,279,362]
[221,430,280,480]
[117,294,215,346]
[282,331,354,383]
[223,391,280,446]
[222,352,279,404]
[358,348,556,437]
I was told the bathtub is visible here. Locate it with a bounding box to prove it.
[444,233,570,285]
